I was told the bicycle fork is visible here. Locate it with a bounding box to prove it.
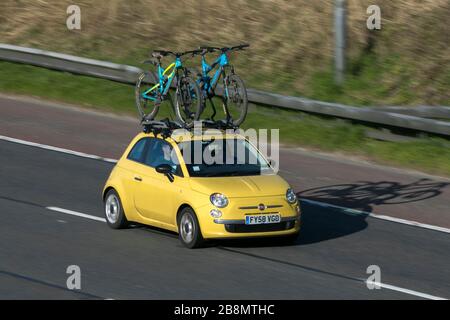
[221,74,233,124]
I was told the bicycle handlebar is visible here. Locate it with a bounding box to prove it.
[199,44,250,54]
[152,49,204,59]
[151,44,249,60]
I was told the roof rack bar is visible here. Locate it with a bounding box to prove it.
[197,119,240,131]
[141,118,240,138]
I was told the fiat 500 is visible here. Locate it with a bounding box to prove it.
[102,130,301,248]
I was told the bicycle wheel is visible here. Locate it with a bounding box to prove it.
[175,75,202,128]
[222,74,248,126]
[135,71,160,120]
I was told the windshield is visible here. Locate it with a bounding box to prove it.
[178,138,273,177]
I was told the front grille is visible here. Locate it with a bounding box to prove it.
[239,204,283,210]
[225,221,295,233]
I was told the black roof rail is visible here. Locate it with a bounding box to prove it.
[141,118,240,138]
[196,119,240,131]
[141,118,184,139]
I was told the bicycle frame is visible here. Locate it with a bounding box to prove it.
[200,52,230,95]
[142,57,182,101]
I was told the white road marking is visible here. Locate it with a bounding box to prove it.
[45,205,448,300]
[0,135,117,163]
[301,199,450,234]
[1,134,449,234]
[46,206,106,223]
[365,281,447,300]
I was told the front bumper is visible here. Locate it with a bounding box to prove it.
[197,198,301,239]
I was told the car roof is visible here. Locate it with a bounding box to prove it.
[134,129,246,144]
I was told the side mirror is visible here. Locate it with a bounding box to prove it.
[155,164,174,182]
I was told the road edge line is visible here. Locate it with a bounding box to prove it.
[301,199,450,234]
[46,206,106,223]
[0,134,117,163]
[365,281,447,300]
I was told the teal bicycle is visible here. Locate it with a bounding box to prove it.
[194,44,249,126]
[135,50,202,127]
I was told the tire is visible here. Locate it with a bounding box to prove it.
[222,74,248,126]
[135,71,160,121]
[177,207,204,248]
[174,75,202,128]
[104,189,129,229]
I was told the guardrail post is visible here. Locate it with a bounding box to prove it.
[334,0,346,85]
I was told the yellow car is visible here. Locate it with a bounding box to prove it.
[102,129,301,248]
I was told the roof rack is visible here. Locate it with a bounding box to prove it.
[196,119,240,131]
[141,118,183,139]
[141,118,240,138]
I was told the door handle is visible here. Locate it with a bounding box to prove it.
[134,176,142,182]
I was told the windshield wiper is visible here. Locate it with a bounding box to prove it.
[201,172,226,177]
[228,171,259,176]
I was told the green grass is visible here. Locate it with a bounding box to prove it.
[1,61,449,176]
[304,54,429,106]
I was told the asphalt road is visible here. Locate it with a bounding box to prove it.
[0,95,449,299]
[1,95,449,228]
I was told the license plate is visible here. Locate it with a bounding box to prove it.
[245,214,281,225]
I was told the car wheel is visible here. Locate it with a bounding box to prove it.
[104,189,129,229]
[178,207,204,249]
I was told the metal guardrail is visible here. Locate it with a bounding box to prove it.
[1,43,449,137]
[371,106,450,119]
[0,44,140,84]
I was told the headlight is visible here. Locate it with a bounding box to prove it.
[286,188,297,204]
[210,193,229,208]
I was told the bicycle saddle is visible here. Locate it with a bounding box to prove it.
[152,50,174,58]
[142,58,159,65]
[199,46,220,53]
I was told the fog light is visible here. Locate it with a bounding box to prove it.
[210,209,222,218]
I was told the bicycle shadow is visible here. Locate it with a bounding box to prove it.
[219,178,448,248]
[298,178,449,213]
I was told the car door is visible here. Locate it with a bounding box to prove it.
[133,138,184,228]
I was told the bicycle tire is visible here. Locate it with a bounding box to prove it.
[174,75,202,128]
[222,73,248,126]
[135,71,160,121]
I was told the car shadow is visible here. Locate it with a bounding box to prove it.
[215,199,368,248]
[133,201,367,249]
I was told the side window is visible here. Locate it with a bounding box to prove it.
[143,139,183,177]
[127,138,148,163]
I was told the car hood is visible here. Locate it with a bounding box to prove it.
[189,174,290,198]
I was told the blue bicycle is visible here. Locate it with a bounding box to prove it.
[135,50,202,127]
[195,44,249,126]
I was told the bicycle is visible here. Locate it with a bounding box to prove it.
[135,50,202,127]
[195,44,249,126]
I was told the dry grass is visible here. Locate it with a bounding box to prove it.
[1,0,449,104]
